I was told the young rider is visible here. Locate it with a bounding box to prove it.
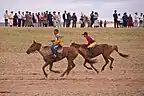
[51,29,64,57]
[82,32,96,48]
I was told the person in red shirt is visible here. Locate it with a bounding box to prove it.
[82,32,96,48]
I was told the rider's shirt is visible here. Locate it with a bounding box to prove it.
[52,33,64,47]
[85,36,95,45]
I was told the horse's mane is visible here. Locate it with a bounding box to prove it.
[43,45,50,49]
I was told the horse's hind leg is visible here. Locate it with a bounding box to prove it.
[49,63,60,73]
[101,55,109,72]
[42,62,49,78]
[66,60,76,76]
[60,62,71,77]
[108,56,114,70]
[90,63,99,74]
[83,60,93,70]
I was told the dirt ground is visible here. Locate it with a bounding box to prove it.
[0,27,144,96]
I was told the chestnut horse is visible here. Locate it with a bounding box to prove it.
[26,41,96,77]
[70,42,129,72]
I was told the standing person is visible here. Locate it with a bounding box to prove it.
[83,15,88,28]
[32,13,37,27]
[43,12,48,27]
[143,15,144,28]
[46,11,49,26]
[118,13,123,27]
[94,12,99,28]
[71,13,77,28]
[90,11,94,27]
[134,12,139,27]
[99,20,103,27]
[4,10,9,27]
[9,11,14,27]
[17,11,22,27]
[67,12,71,27]
[25,11,29,27]
[48,12,53,27]
[40,12,44,27]
[87,17,91,27]
[80,15,84,28]
[122,12,128,27]
[53,11,58,27]
[57,12,61,28]
[28,12,33,27]
[113,10,118,28]
[127,14,133,27]
[13,13,18,27]
[22,12,26,27]
[139,13,143,27]
[36,12,40,27]
[104,20,107,27]
[62,10,67,27]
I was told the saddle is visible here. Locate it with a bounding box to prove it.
[57,47,63,53]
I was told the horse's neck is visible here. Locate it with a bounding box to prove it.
[80,44,88,48]
[38,45,52,57]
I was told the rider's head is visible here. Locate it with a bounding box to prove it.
[82,32,88,37]
[54,29,59,35]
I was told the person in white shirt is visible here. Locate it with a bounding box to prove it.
[57,12,61,28]
[52,11,58,27]
[4,10,9,26]
[139,13,143,27]
[118,13,123,27]
[22,12,26,27]
[9,11,14,27]
[94,12,99,27]
[134,12,139,27]
[18,11,22,27]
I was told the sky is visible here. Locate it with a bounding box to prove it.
[0,0,144,22]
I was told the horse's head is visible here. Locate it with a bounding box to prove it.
[70,42,81,49]
[26,41,41,54]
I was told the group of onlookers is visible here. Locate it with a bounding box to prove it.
[113,10,144,28]
[3,10,108,28]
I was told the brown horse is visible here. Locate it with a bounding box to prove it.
[70,42,129,72]
[26,41,96,78]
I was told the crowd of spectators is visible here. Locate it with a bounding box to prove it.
[113,10,144,28]
[3,10,107,28]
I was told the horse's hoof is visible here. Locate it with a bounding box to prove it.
[60,74,64,77]
[45,74,48,78]
[101,68,104,72]
[55,71,61,73]
[88,68,93,70]
[110,66,113,70]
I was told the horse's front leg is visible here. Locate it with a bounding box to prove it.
[49,63,60,73]
[42,62,50,78]
[83,60,93,70]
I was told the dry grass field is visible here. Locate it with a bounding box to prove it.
[0,27,144,96]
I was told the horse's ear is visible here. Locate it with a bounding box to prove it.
[33,40,36,44]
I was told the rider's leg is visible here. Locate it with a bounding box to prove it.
[87,42,96,56]
[53,45,59,57]
[51,44,55,55]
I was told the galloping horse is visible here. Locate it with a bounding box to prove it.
[26,41,96,77]
[71,43,129,72]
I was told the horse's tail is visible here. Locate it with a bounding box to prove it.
[114,45,129,58]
